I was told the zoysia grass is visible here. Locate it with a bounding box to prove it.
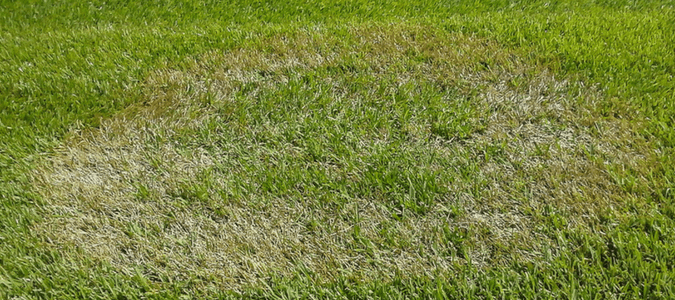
[30,25,651,291]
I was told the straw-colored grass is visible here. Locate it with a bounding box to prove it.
[29,25,651,292]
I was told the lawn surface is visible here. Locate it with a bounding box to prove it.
[1,1,674,299]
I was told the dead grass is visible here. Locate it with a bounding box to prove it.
[29,24,652,291]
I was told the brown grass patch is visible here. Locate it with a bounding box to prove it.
[29,24,652,291]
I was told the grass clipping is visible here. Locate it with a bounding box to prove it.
[30,24,650,291]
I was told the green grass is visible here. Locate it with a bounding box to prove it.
[1,1,674,299]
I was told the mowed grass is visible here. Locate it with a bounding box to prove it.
[1,1,675,299]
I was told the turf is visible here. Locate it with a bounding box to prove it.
[1,1,674,299]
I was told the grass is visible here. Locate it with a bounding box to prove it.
[1,1,674,299]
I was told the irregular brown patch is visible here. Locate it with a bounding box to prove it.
[30,24,651,291]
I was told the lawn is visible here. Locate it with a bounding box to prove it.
[1,0,674,299]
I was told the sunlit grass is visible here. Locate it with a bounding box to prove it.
[1,1,674,299]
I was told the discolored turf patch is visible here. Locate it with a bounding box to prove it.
[30,24,652,291]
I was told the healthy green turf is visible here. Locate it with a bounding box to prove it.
[1,1,674,299]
